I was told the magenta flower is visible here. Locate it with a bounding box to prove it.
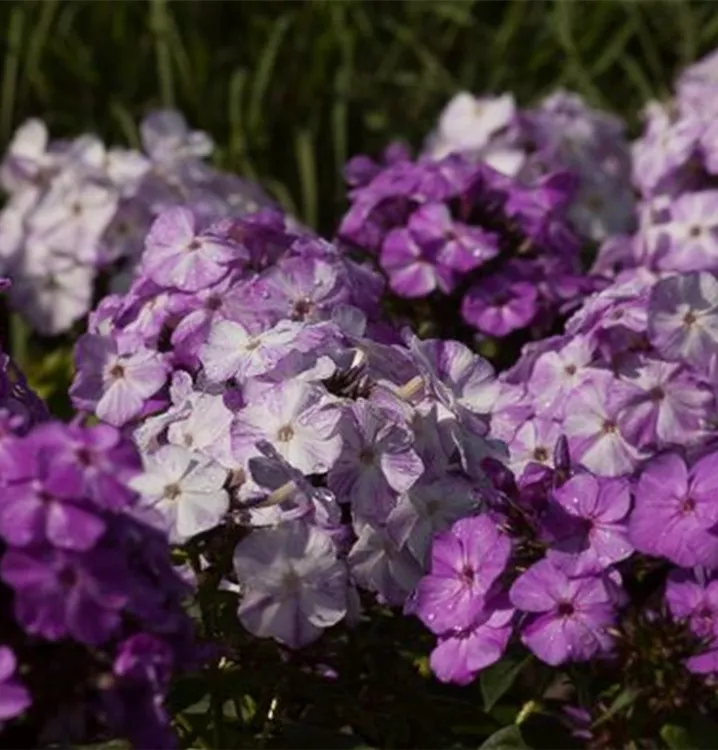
[629,451,718,568]
[544,473,633,575]
[0,646,31,725]
[429,594,515,685]
[665,569,718,675]
[407,514,512,634]
[1,544,129,644]
[380,226,457,297]
[509,558,617,666]
[461,273,538,337]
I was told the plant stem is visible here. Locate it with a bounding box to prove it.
[188,546,226,750]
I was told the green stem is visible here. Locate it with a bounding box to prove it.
[188,546,226,750]
[1,5,25,144]
[150,0,175,108]
[10,314,30,372]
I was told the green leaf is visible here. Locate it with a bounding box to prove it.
[480,655,533,712]
[478,724,531,750]
[276,722,374,749]
[661,724,692,750]
[659,717,718,750]
[591,686,642,729]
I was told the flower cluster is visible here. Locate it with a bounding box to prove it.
[338,148,600,340]
[69,204,510,648]
[424,89,636,242]
[0,418,199,748]
[491,270,718,479]
[0,111,273,334]
[407,447,629,684]
[411,434,718,687]
[594,49,718,282]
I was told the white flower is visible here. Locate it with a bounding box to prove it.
[130,445,230,543]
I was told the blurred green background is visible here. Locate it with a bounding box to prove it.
[2,0,718,237]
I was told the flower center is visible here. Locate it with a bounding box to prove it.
[277,424,294,442]
[163,483,182,501]
[460,565,475,585]
[601,419,618,434]
[187,239,202,251]
[684,310,697,327]
[649,386,665,401]
[292,298,314,320]
[680,496,696,514]
[59,566,78,589]
[689,225,703,238]
[359,447,376,465]
[564,364,577,376]
[109,364,125,380]
[533,446,549,462]
[557,600,575,617]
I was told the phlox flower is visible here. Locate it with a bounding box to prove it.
[509,558,617,666]
[141,207,241,292]
[407,514,512,634]
[71,334,168,426]
[130,445,229,543]
[629,451,718,568]
[233,522,348,648]
[429,594,515,685]
[231,381,342,475]
[544,473,633,575]
[0,646,31,725]
[327,399,423,522]
[648,271,718,370]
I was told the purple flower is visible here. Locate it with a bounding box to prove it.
[387,476,481,565]
[71,334,168,426]
[629,451,718,568]
[665,569,718,675]
[232,381,342,475]
[141,208,237,291]
[0,646,31,724]
[348,522,423,606]
[327,400,423,522]
[233,522,348,648]
[648,272,718,370]
[380,226,457,297]
[461,273,539,337]
[1,544,129,644]
[544,473,633,574]
[562,371,644,476]
[429,594,515,685]
[407,514,512,634]
[509,558,617,666]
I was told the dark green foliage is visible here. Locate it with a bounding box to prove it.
[2,1,718,237]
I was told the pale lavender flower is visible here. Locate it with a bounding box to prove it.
[141,207,240,292]
[71,334,168,426]
[327,399,423,522]
[648,272,718,370]
[231,381,342,475]
[347,522,423,606]
[130,444,229,543]
[234,522,348,648]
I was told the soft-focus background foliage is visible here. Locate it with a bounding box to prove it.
[2,0,718,237]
